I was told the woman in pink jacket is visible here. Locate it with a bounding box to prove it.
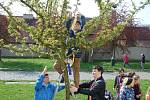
[123,54,131,67]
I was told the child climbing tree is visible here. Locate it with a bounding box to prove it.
[0,0,149,100]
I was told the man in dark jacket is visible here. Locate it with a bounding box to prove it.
[140,53,145,71]
[70,65,105,100]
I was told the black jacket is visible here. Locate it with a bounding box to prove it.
[141,55,145,63]
[77,76,105,100]
[114,75,124,92]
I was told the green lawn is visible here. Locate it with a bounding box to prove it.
[0,58,54,71]
[0,80,149,100]
[0,58,150,72]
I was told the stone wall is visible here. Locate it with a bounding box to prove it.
[115,47,150,60]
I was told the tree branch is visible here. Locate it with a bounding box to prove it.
[20,0,43,18]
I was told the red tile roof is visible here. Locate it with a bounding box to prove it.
[0,15,36,43]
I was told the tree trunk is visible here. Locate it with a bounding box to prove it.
[88,49,93,63]
[0,49,2,61]
[83,50,89,63]
[64,67,70,100]
[61,60,70,100]
[54,58,71,100]
[113,48,116,59]
[73,58,80,88]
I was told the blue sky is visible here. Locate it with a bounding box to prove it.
[0,0,150,25]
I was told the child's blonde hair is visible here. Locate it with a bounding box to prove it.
[133,75,140,81]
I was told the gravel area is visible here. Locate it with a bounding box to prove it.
[0,71,150,81]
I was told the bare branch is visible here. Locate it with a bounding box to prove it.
[20,0,43,18]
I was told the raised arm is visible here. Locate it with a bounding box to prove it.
[35,66,47,91]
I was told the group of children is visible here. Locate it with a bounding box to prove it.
[113,68,150,100]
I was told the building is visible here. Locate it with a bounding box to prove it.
[1,14,150,60]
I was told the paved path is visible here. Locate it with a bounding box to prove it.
[0,71,150,80]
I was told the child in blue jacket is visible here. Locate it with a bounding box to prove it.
[34,66,65,100]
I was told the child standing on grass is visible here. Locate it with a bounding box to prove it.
[146,86,150,100]
[114,68,125,100]
[133,75,142,100]
[34,66,65,100]
[120,77,135,100]
[140,53,145,71]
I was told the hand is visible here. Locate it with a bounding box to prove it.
[136,95,140,98]
[70,86,78,93]
[43,66,48,73]
[70,82,75,87]
[139,93,143,97]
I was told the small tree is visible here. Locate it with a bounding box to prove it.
[0,0,149,99]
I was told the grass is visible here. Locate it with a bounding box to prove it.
[0,58,54,71]
[0,80,149,100]
[0,58,150,72]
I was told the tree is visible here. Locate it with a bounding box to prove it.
[0,13,9,61]
[0,0,149,99]
[107,1,150,59]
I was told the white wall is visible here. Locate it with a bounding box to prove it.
[1,44,38,57]
[2,46,150,60]
[115,47,150,60]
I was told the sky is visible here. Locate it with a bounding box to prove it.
[0,0,150,25]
